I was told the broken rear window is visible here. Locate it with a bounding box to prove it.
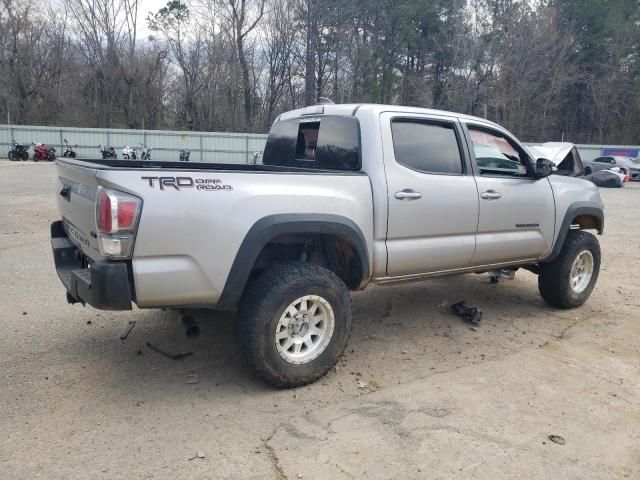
[263,116,361,171]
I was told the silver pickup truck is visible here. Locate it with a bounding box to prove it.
[51,103,604,387]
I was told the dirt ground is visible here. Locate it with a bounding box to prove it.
[1,161,639,480]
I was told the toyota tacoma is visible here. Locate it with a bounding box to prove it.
[51,103,604,387]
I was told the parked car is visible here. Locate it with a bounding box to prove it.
[583,155,639,180]
[50,103,604,388]
[627,157,640,181]
[527,142,584,177]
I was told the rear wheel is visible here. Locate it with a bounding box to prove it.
[584,166,592,175]
[538,230,600,308]
[236,262,352,388]
[8,151,16,161]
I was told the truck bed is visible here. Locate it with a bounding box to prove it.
[54,157,374,309]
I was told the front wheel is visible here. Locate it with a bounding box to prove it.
[33,152,41,162]
[8,151,16,161]
[538,230,601,309]
[236,262,352,388]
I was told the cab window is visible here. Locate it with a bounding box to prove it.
[391,120,464,175]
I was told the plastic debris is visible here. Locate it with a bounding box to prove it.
[146,342,193,360]
[450,301,482,326]
[119,321,136,340]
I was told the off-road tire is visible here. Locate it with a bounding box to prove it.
[538,230,600,309]
[236,262,352,388]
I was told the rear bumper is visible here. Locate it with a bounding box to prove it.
[51,221,133,310]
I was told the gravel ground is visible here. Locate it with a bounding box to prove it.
[1,161,639,479]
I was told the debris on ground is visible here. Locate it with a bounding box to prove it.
[548,434,566,445]
[186,374,200,384]
[119,321,136,340]
[450,301,482,326]
[357,380,380,392]
[146,342,193,360]
[188,451,206,460]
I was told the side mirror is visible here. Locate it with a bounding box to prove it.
[534,158,554,178]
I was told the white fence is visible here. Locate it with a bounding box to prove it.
[1,124,268,163]
[2,123,638,164]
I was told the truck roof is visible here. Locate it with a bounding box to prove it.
[277,103,501,129]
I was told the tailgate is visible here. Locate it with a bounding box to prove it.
[55,160,103,260]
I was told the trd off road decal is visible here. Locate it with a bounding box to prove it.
[141,176,232,191]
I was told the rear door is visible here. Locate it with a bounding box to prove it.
[381,112,479,276]
[462,121,555,265]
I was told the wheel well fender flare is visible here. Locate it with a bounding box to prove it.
[544,202,603,262]
[216,214,370,310]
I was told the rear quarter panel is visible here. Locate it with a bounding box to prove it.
[96,169,374,307]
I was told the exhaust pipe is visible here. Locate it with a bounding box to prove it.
[182,315,200,337]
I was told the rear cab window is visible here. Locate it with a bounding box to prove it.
[263,115,361,171]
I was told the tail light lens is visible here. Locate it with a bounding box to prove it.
[95,187,142,258]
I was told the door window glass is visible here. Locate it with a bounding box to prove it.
[391,120,463,175]
[468,127,529,177]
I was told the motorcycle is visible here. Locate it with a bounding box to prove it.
[32,143,56,161]
[99,145,117,159]
[122,145,137,160]
[8,142,30,161]
[62,139,77,158]
[139,143,151,160]
[179,149,190,162]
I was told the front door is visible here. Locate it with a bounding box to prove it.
[381,112,480,277]
[463,121,555,265]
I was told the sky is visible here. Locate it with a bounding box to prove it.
[137,0,171,37]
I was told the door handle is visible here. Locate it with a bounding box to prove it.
[480,190,502,200]
[395,189,422,200]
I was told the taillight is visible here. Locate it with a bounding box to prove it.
[95,187,142,258]
[97,189,112,232]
